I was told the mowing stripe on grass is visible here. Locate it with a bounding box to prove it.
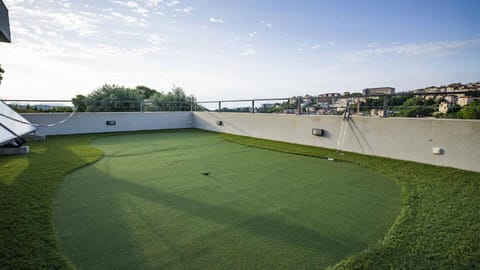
[53,131,400,269]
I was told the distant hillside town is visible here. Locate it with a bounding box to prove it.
[5,81,480,119]
[248,82,480,119]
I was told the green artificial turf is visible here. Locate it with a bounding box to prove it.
[0,129,478,269]
[0,134,103,269]
[53,131,400,269]
[221,133,480,269]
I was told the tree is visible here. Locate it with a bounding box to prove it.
[388,95,412,107]
[150,85,194,111]
[398,106,434,117]
[395,97,434,117]
[403,97,425,107]
[457,101,480,119]
[135,85,158,99]
[85,84,143,112]
[0,64,4,84]
[73,84,196,112]
[72,95,87,112]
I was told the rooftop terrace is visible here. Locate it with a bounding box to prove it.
[1,109,479,269]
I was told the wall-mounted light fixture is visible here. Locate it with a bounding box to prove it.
[312,128,324,136]
[432,147,443,155]
[216,120,223,126]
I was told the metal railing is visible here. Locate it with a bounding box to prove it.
[2,90,478,119]
[197,90,478,117]
[2,100,195,113]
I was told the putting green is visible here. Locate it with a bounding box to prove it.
[53,131,400,269]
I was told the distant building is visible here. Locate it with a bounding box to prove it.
[363,87,395,96]
[261,103,274,109]
[457,96,476,107]
[317,93,341,103]
[438,102,451,114]
[444,95,458,104]
[370,109,386,117]
[337,98,349,108]
[424,86,440,93]
[318,93,341,98]
[307,107,316,113]
[317,102,329,109]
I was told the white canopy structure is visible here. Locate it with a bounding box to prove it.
[0,1,36,146]
[0,101,36,146]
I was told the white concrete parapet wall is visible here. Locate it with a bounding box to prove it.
[22,112,193,136]
[193,112,480,172]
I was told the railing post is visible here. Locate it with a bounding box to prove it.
[383,95,389,117]
[252,100,255,113]
[190,100,193,112]
[140,100,144,112]
[218,101,221,113]
[297,100,302,115]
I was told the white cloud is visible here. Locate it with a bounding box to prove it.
[9,5,99,36]
[111,0,139,8]
[241,45,256,56]
[166,0,179,7]
[147,33,166,45]
[344,38,480,62]
[145,0,161,7]
[135,7,149,17]
[209,17,223,24]
[248,32,257,38]
[297,41,319,52]
[113,30,141,36]
[261,21,272,29]
[111,11,141,24]
[176,6,193,13]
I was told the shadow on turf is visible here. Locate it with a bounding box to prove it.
[56,166,367,268]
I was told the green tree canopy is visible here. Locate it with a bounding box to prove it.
[403,97,425,107]
[72,95,87,112]
[457,101,480,119]
[149,85,196,111]
[72,84,196,112]
[135,85,159,99]
[85,84,143,112]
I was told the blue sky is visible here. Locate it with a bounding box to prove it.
[0,0,479,100]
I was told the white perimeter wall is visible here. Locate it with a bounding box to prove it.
[22,112,193,136]
[193,112,480,172]
[18,111,480,172]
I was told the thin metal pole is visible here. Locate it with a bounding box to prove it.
[383,96,389,117]
[251,100,255,113]
[218,101,221,112]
